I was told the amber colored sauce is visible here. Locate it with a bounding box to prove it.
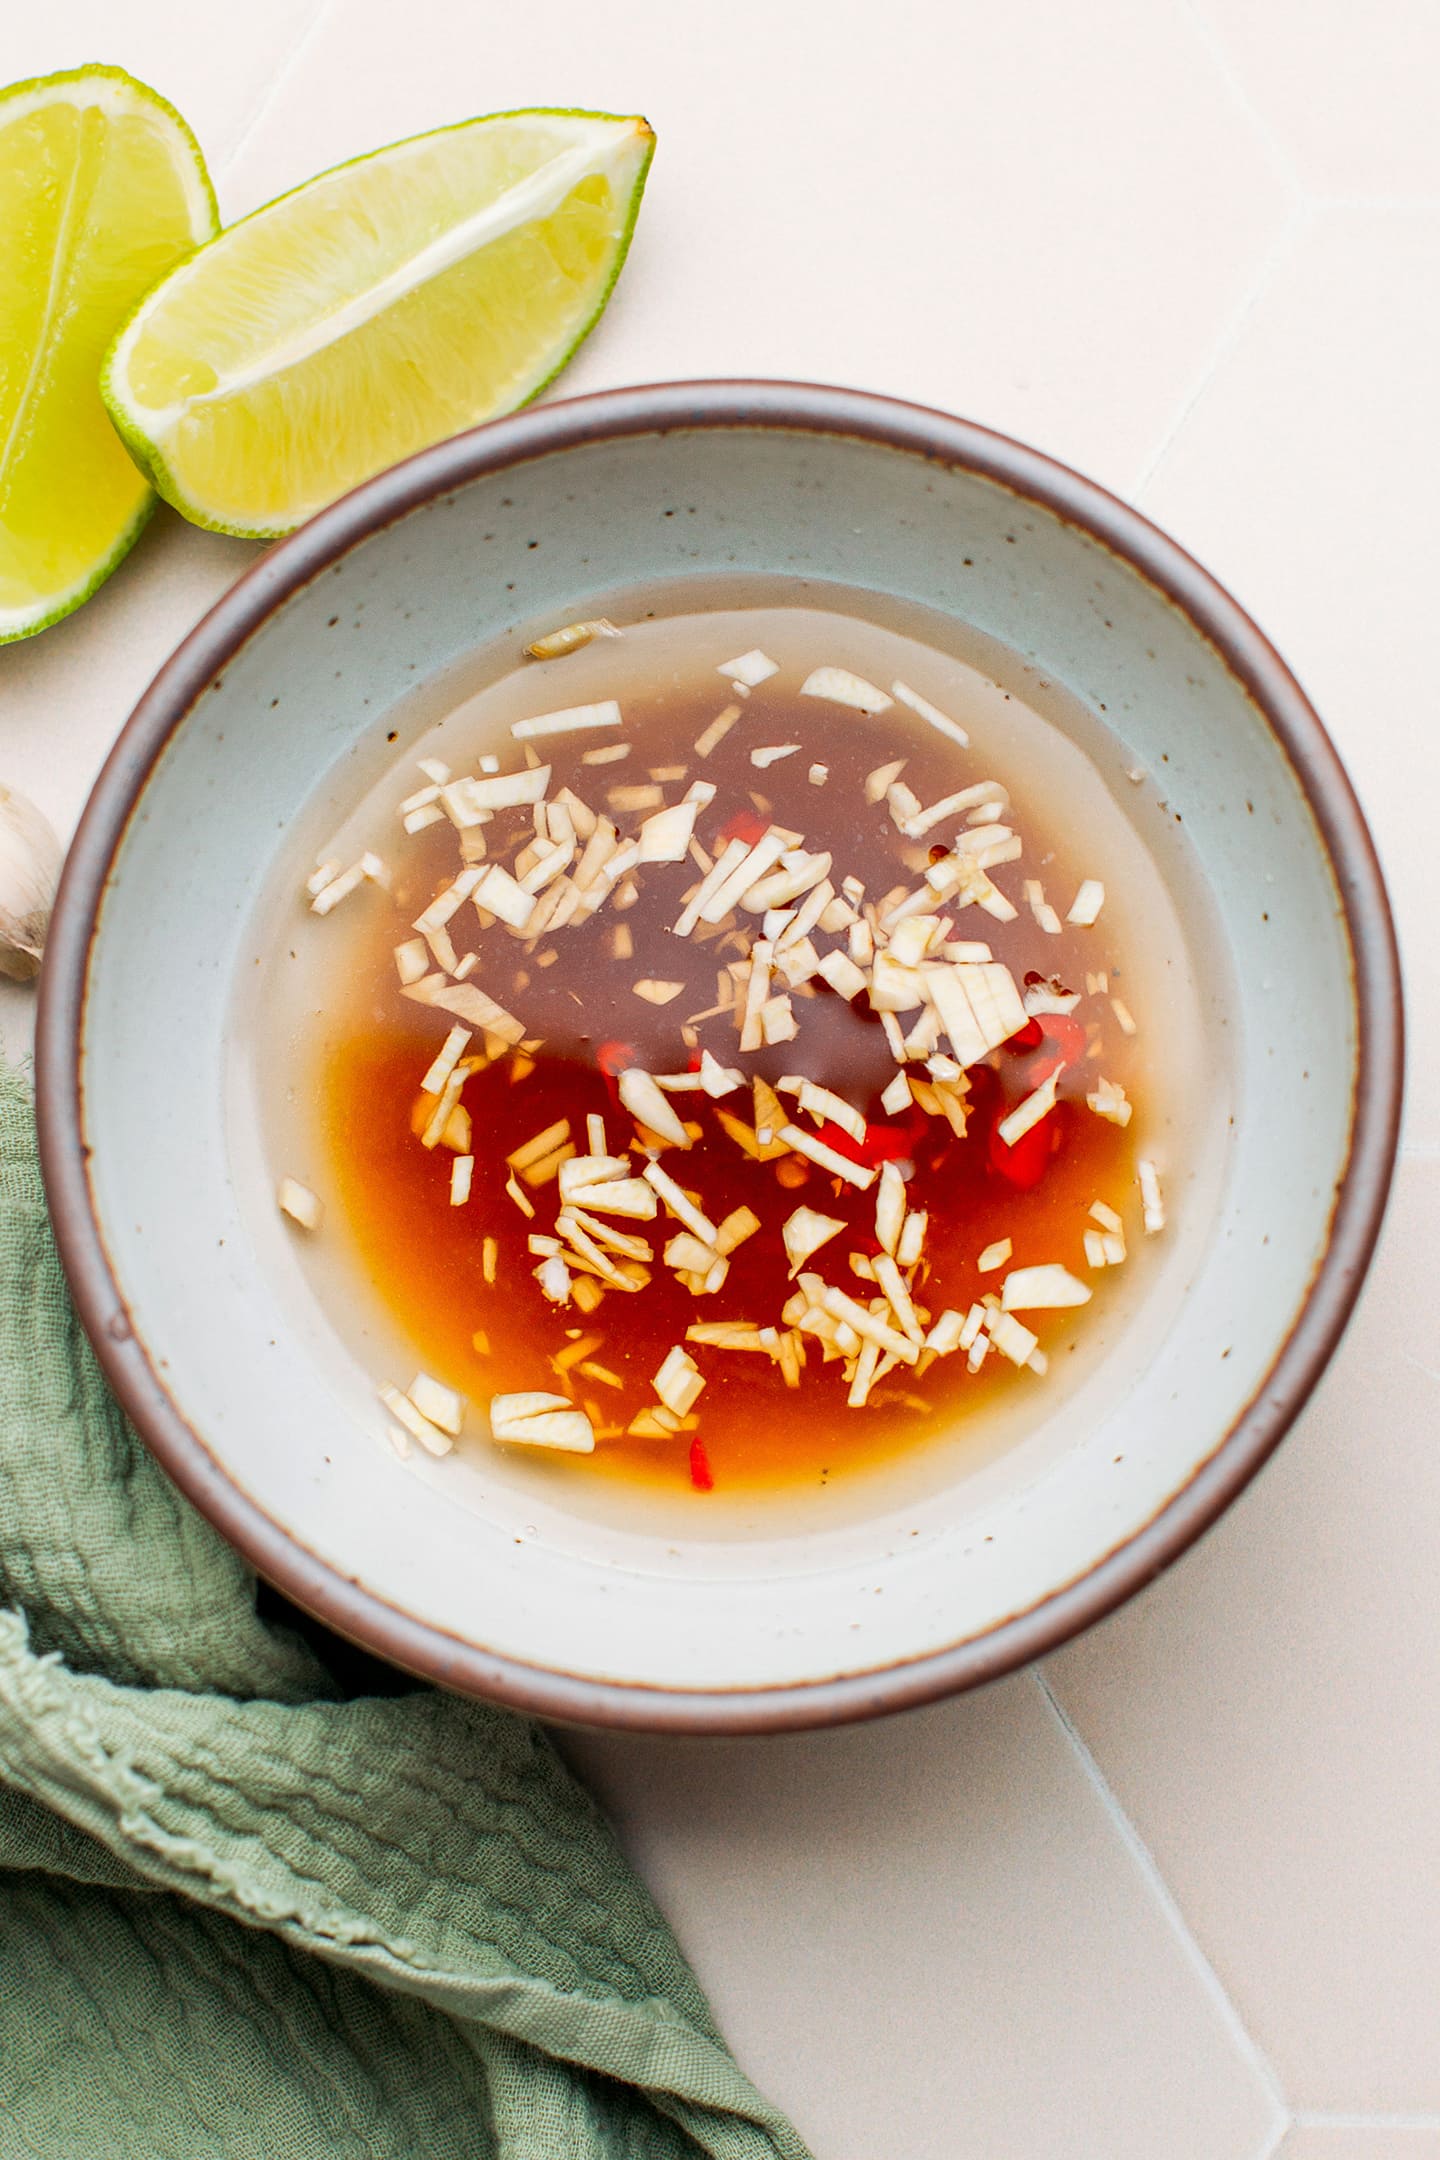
[316,625,1146,1498]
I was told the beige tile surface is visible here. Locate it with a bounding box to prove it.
[1197,0,1440,197]
[3,1,319,168]
[1138,207,1440,1145]
[220,0,1290,493]
[1050,1160,1440,2113]
[1282,2133,1440,2160]
[561,1673,1280,2160]
[5,1,1438,2148]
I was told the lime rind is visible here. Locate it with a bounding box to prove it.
[0,63,216,643]
[101,106,656,543]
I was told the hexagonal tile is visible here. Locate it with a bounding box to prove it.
[1050,1159,1440,2113]
[220,0,1291,493]
[1138,207,1440,1146]
[559,1673,1280,2159]
[1281,2131,1440,2160]
[1199,0,1440,196]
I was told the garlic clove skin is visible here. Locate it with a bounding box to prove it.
[0,785,62,983]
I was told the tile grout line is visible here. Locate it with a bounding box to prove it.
[1253,2122,1290,2160]
[1294,2112,1440,2131]
[215,0,338,191]
[1175,0,1309,199]
[1033,1670,1292,2133]
[1129,197,1311,501]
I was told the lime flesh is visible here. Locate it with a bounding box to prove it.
[0,66,215,642]
[104,109,655,540]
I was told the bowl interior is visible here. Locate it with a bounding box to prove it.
[63,404,1372,1717]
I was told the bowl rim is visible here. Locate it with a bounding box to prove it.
[36,378,1404,1733]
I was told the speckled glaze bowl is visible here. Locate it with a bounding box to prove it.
[36,383,1402,1731]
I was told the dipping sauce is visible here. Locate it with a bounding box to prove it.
[277,593,1182,1497]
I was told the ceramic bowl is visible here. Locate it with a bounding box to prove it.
[37,383,1402,1731]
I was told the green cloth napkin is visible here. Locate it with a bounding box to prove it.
[0,1065,808,2159]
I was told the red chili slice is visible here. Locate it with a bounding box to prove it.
[595,1040,636,1077]
[1008,1017,1045,1053]
[987,1105,1055,1190]
[688,1437,715,1491]
[716,808,769,848]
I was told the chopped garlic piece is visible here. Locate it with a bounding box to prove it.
[925,1309,966,1356]
[1110,997,1138,1036]
[817,948,868,1000]
[505,1173,535,1219]
[482,1237,498,1284]
[760,993,798,1044]
[507,1118,572,1173]
[379,1383,453,1458]
[489,1393,595,1453]
[637,799,699,862]
[394,938,430,985]
[408,1372,464,1435]
[808,763,829,786]
[644,1161,717,1244]
[1068,879,1105,926]
[715,1206,761,1254]
[687,1322,775,1353]
[511,700,622,740]
[698,1049,744,1098]
[277,1177,322,1231]
[801,667,892,712]
[441,766,549,823]
[1001,1263,1092,1311]
[898,781,1004,838]
[1083,1229,1109,1269]
[1086,1076,1132,1127]
[1089,1199,1123,1234]
[782,1206,846,1275]
[472,863,536,931]
[1022,880,1064,936]
[820,1286,919,1364]
[404,803,446,834]
[897,1211,927,1268]
[305,858,340,896]
[310,861,367,915]
[1138,1158,1165,1234]
[986,1309,1039,1368]
[633,978,686,1005]
[978,1238,1012,1274]
[864,758,907,806]
[875,1162,906,1256]
[618,1068,691,1149]
[997,1068,1062,1148]
[718,648,779,688]
[535,1253,573,1303]
[664,1230,720,1277]
[655,1345,706,1414]
[891,680,969,745]
[450,1155,473,1206]
[751,743,801,769]
[780,1123,876,1189]
[421,1023,471,1097]
[694,704,742,758]
[608,782,665,813]
[524,619,620,660]
[879,1070,912,1117]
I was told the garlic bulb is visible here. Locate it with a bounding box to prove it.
[0,786,62,982]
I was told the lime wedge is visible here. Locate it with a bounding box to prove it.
[0,66,215,644]
[104,108,655,540]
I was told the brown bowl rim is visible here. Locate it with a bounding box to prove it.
[36,379,1404,1733]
